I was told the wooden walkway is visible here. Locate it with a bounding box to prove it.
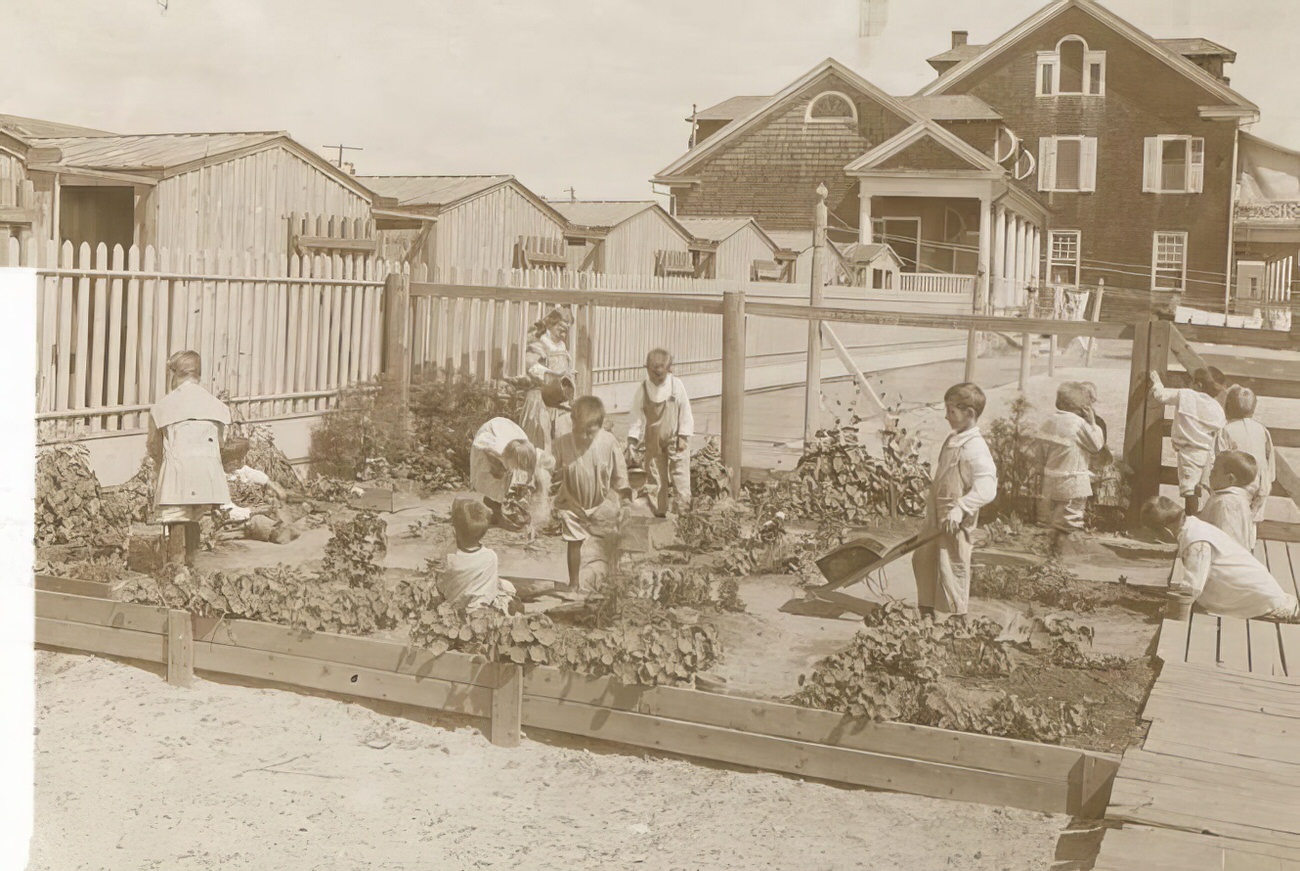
[1091,535,1300,870]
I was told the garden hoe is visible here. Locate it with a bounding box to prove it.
[780,526,943,619]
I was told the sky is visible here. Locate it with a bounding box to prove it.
[8,0,1300,201]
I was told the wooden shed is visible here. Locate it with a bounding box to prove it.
[10,126,376,263]
[362,175,570,280]
[676,216,794,281]
[549,200,698,277]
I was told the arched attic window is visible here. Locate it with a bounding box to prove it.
[1037,36,1105,96]
[805,91,858,125]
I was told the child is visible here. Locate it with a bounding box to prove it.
[1141,495,1299,621]
[146,351,232,568]
[1201,451,1259,550]
[1217,385,1276,523]
[1149,367,1227,515]
[626,348,695,518]
[469,416,542,529]
[1039,382,1106,553]
[911,383,998,619]
[520,307,576,452]
[438,497,520,614]
[553,395,632,590]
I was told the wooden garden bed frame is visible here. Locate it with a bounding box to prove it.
[34,574,1119,818]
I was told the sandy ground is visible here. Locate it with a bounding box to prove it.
[29,651,1067,871]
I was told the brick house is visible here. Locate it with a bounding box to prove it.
[916,0,1260,314]
[653,59,1050,311]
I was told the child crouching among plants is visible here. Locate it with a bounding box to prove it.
[553,395,632,591]
[437,497,521,614]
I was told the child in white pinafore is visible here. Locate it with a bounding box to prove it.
[146,351,231,568]
[1216,385,1276,524]
[1150,367,1226,516]
[520,307,576,452]
[911,383,998,619]
[626,349,695,518]
[1200,451,1259,550]
[1038,382,1105,553]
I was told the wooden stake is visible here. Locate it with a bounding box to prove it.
[804,183,828,444]
[167,609,193,688]
[490,663,523,748]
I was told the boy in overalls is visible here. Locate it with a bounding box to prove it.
[626,349,695,517]
[911,383,998,619]
[146,351,232,568]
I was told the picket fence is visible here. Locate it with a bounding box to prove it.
[15,240,400,442]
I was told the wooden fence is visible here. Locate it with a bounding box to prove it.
[7,239,396,442]
[34,577,1119,817]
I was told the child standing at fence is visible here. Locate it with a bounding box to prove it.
[146,351,232,568]
[911,383,998,619]
[520,307,576,452]
[1039,382,1106,554]
[1201,451,1259,550]
[1141,495,1299,621]
[438,497,520,614]
[626,349,695,518]
[1217,385,1276,524]
[1149,368,1227,516]
[553,395,632,591]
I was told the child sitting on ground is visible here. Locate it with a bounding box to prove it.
[438,497,520,614]
[1149,367,1227,515]
[553,395,632,591]
[911,382,998,619]
[1201,451,1259,550]
[1217,385,1276,524]
[626,348,695,518]
[1039,382,1106,554]
[1141,495,1299,621]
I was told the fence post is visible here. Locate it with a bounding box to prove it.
[166,610,193,688]
[804,184,828,445]
[722,284,746,499]
[575,301,594,397]
[1124,317,1170,522]
[1018,286,1034,391]
[382,272,410,403]
[489,662,523,748]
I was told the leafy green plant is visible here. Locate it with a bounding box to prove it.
[405,370,526,486]
[982,393,1042,523]
[640,565,746,612]
[674,499,745,552]
[970,561,1161,615]
[318,511,388,589]
[308,377,413,482]
[689,438,731,501]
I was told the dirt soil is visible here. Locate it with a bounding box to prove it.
[31,650,1068,871]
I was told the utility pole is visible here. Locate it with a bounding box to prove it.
[323,144,363,171]
[564,187,577,203]
[804,183,828,445]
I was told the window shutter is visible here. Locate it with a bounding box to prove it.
[1188,137,1205,193]
[1038,138,1056,191]
[1142,137,1161,192]
[1080,138,1098,192]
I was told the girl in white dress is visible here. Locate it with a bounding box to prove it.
[520,307,575,451]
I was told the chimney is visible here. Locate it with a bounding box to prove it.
[952,30,968,49]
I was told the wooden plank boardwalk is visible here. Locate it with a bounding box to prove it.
[1090,531,1300,870]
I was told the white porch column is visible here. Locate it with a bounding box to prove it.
[1031,227,1042,307]
[1004,212,1018,310]
[991,204,1007,311]
[977,197,992,313]
[859,191,873,244]
[1014,217,1029,308]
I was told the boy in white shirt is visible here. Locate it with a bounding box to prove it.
[1141,495,1299,621]
[1217,385,1276,523]
[1039,382,1106,554]
[1149,368,1227,515]
[626,349,695,518]
[911,382,998,619]
[438,497,519,614]
[1200,451,1259,550]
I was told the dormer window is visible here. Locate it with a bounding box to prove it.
[805,91,858,124]
[1037,36,1105,96]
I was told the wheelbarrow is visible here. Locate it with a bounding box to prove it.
[781,526,942,618]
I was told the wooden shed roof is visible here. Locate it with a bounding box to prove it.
[548,200,659,229]
[0,114,116,141]
[27,131,286,170]
[357,174,514,207]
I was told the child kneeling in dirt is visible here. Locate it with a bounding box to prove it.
[438,497,521,614]
[911,382,997,619]
[1039,382,1105,555]
[469,416,548,530]
[1149,368,1226,516]
[553,395,632,591]
[1141,495,1299,622]
[1200,451,1259,550]
[626,348,694,518]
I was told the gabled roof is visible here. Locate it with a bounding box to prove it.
[689,96,770,122]
[899,95,1001,121]
[765,230,814,255]
[842,242,902,266]
[0,114,115,140]
[676,216,781,251]
[926,45,986,66]
[917,0,1257,114]
[845,120,1004,175]
[1156,37,1236,61]
[548,200,658,229]
[359,175,513,207]
[655,58,922,181]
